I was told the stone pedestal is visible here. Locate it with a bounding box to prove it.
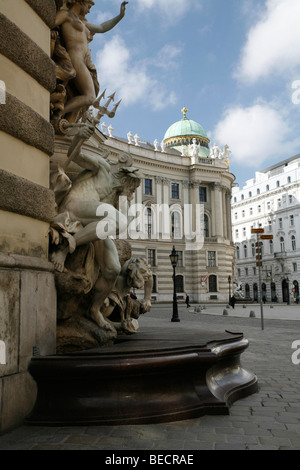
[26,327,258,426]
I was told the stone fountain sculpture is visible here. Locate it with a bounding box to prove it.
[49,0,153,353]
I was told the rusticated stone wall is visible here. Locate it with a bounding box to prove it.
[0,0,57,433]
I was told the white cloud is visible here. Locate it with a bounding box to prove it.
[95,11,114,24]
[235,0,300,83]
[134,0,200,23]
[96,35,178,110]
[213,103,289,166]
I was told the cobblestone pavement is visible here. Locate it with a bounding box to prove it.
[0,303,300,451]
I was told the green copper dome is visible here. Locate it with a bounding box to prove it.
[164,118,208,141]
[163,108,210,158]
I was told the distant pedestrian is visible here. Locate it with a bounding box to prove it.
[185,294,190,308]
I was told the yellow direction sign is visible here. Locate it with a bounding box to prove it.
[260,235,273,240]
[251,228,264,234]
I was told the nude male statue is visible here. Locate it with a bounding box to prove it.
[55,0,128,119]
[51,125,140,330]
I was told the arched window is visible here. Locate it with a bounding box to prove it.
[204,214,209,238]
[251,243,255,256]
[262,283,267,300]
[244,244,248,258]
[152,274,157,293]
[253,283,258,302]
[245,284,250,299]
[236,246,240,260]
[280,237,285,252]
[145,207,153,238]
[292,235,296,251]
[293,280,299,298]
[171,211,182,239]
[269,240,273,254]
[209,275,218,293]
[271,282,277,302]
[175,275,184,293]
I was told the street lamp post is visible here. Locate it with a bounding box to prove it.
[228,275,231,306]
[169,246,180,323]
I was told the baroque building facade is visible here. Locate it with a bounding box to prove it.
[56,110,236,304]
[232,154,300,304]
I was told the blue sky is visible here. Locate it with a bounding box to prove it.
[87,0,300,187]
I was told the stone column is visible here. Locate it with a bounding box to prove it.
[162,177,170,206]
[0,0,57,433]
[209,183,216,236]
[226,189,233,241]
[214,183,224,238]
[155,176,163,206]
[182,180,190,206]
[222,185,228,239]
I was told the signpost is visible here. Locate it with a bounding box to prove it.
[251,228,273,330]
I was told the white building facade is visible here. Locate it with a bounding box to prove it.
[54,110,236,304]
[232,154,300,303]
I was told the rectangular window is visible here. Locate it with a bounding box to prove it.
[207,251,216,267]
[199,187,207,203]
[293,262,297,273]
[171,183,179,199]
[144,178,152,195]
[290,215,294,226]
[279,218,283,229]
[268,220,272,232]
[147,249,156,267]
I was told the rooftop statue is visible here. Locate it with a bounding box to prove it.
[51,0,128,125]
[188,138,200,157]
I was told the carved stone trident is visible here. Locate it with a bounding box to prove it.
[92,90,122,127]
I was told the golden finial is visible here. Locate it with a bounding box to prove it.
[181,107,188,118]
